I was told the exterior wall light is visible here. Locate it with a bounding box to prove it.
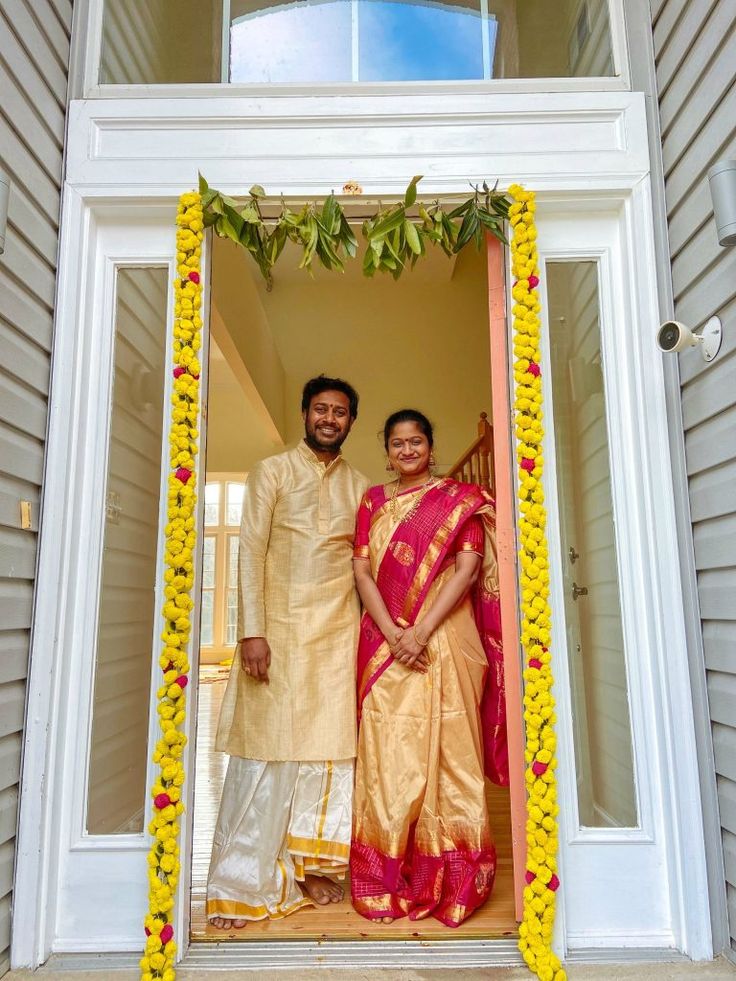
[708,159,736,247]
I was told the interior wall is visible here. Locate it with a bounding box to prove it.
[211,238,288,444]
[240,240,493,485]
[205,337,283,473]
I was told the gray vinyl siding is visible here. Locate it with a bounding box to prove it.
[651,0,736,957]
[0,0,73,973]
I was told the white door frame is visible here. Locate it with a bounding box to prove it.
[12,90,711,967]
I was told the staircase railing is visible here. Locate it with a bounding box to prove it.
[445,412,495,494]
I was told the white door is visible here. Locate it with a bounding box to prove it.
[537,204,690,951]
[27,211,209,952]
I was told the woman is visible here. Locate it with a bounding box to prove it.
[350,409,508,927]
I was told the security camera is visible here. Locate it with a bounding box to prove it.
[657,320,698,353]
[657,316,722,362]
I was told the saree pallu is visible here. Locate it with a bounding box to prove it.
[351,479,507,927]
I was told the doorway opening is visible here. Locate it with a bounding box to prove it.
[189,229,517,941]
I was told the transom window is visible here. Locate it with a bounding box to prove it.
[200,476,246,656]
[99,0,617,85]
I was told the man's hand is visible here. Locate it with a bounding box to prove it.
[239,637,271,684]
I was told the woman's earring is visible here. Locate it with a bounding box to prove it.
[385,458,394,472]
[429,453,436,472]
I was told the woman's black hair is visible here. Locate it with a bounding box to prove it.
[301,375,359,419]
[383,409,434,450]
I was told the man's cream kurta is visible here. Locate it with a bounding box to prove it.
[216,441,369,762]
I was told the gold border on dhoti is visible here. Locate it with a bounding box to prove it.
[205,896,312,922]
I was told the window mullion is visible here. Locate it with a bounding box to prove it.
[220,0,232,83]
[480,0,492,80]
[352,0,360,82]
[217,527,227,649]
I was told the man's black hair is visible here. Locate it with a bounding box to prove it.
[301,375,360,420]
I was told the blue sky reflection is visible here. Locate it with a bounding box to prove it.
[230,1,352,84]
[230,0,494,83]
[360,1,485,81]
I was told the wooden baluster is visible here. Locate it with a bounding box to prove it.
[477,412,491,492]
[445,412,496,491]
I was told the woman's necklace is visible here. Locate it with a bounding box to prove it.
[389,475,439,524]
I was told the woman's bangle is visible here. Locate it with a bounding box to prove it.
[412,624,429,648]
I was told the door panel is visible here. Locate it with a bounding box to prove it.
[51,215,210,950]
[536,208,673,949]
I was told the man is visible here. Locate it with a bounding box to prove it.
[207,376,369,929]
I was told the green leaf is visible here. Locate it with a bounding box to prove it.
[383,230,404,266]
[321,194,341,235]
[240,204,260,224]
[371,207,405,239]
[198,173,209,195]
[216,215,240,244]
[340,216,359,258]
[267,225,288,265]
[249,184,266,198]
[448,200,471,219]
[317,229,344,271]
[441,213,457,243]
[455,210,479,252]
[404,219,421,255]
[404,174,423,208]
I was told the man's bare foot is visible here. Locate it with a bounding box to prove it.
[302,874,344,905]
[210,916,247,930]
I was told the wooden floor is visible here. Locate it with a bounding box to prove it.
[190,666,518,941]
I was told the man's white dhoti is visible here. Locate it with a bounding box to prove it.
[206,757,353,921]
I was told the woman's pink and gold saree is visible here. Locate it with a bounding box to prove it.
[351,478,508,927]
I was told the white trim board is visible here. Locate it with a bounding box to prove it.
[11,94,712,967]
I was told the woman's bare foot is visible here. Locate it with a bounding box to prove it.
[210,916,247,930]
[378,915,395,923]
[302,874,344,905]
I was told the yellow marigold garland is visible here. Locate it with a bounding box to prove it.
[139,186,561,980]
[140,191,204,981]
[508,186,566,981]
